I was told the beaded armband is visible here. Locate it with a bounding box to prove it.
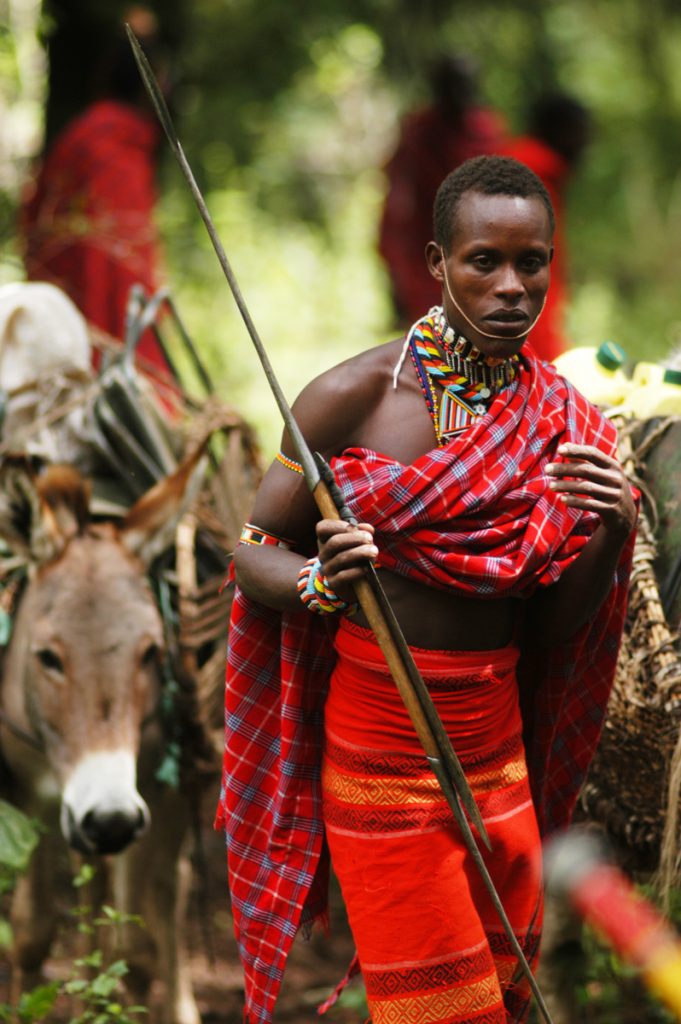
[276,451,304,475]
[296,556,358,616]
[239,522,294,550]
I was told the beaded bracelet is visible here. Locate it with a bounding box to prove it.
[296,556,358,616]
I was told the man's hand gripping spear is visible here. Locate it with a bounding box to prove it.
[126,28,554,1024]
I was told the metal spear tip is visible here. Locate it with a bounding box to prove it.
[125,23,145,60]
[125,24,176,146]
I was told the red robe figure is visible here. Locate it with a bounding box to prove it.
[501,93,592,363]
[378,54,507,325]
[19,12,171,379]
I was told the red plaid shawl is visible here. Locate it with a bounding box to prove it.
[215,344,634,1024]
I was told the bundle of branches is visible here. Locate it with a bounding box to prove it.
[0,286,263,786]
[93,292,264,783]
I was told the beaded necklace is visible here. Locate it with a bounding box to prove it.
[409,311,519,446]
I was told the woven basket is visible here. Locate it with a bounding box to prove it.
[580,417,681,886]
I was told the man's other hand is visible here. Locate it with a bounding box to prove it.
[546,443,637,538]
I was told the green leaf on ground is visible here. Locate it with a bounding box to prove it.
[0,800,40,873]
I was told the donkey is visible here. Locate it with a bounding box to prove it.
[0,452,213,1024]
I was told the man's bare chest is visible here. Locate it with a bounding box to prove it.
[349,372,441,465]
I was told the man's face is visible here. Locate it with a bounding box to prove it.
[426,191,553,359]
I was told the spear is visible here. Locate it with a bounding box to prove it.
[126,27,554,1022]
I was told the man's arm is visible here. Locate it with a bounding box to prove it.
[526,442,637,644]
[233,357,382,611]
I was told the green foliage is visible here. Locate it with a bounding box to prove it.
[6,0,681,422]
[73,863,97,889]
[571,923,677,1023]
[162,164,392,458]
[0,862,148,1023]
[0,802,41,950]
[0,23,20,95]
[0,802,40,881]
[0,983,61,1023]
[154,741,181,788]
[61,953,147,1024]
[149,0,681,462]
[332,981,369,1017]
[528,888,681,1023]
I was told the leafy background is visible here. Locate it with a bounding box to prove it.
[2,3,681,1019]
[4,0,681,454]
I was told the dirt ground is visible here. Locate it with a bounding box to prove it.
[3,821,674,1023]
[183,827,366,1024]
[0,821,367,1024]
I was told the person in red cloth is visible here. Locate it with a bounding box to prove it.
[215,156,637,1024]
[19,10,171,379]
[378,54,507,326]
[501,93,592,363]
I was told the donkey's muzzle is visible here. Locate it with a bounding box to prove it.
[74,804,149,854]
[60,750,151,854]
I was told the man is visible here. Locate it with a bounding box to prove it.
[378,54,506,325]
[501,93,592,362]
[19,8,172,379]
[216,156,636,1024]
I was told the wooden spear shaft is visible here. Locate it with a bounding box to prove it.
[124,23,487,844]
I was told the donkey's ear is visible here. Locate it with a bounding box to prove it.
[36,465,90,548]
[121,441,209,566]
[0,459,89,565]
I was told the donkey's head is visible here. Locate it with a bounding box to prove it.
[0,451,205,854]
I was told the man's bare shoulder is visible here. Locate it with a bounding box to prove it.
[289,337,406,454]
[305,337,405,398]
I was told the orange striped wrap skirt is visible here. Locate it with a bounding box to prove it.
[322,619,542,1024]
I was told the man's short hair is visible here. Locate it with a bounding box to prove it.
[433,155,555,251]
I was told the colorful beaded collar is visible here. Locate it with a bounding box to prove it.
[409,310,519,446]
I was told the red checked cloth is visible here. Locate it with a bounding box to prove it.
[215,341,635,1024]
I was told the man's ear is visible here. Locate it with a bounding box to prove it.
[425,241,445,283]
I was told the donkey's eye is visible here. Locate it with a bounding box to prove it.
[141,643,160,668]
[36,648,64,674]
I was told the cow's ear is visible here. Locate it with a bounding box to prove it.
[121,442,208,567]
[0,458,90,565]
